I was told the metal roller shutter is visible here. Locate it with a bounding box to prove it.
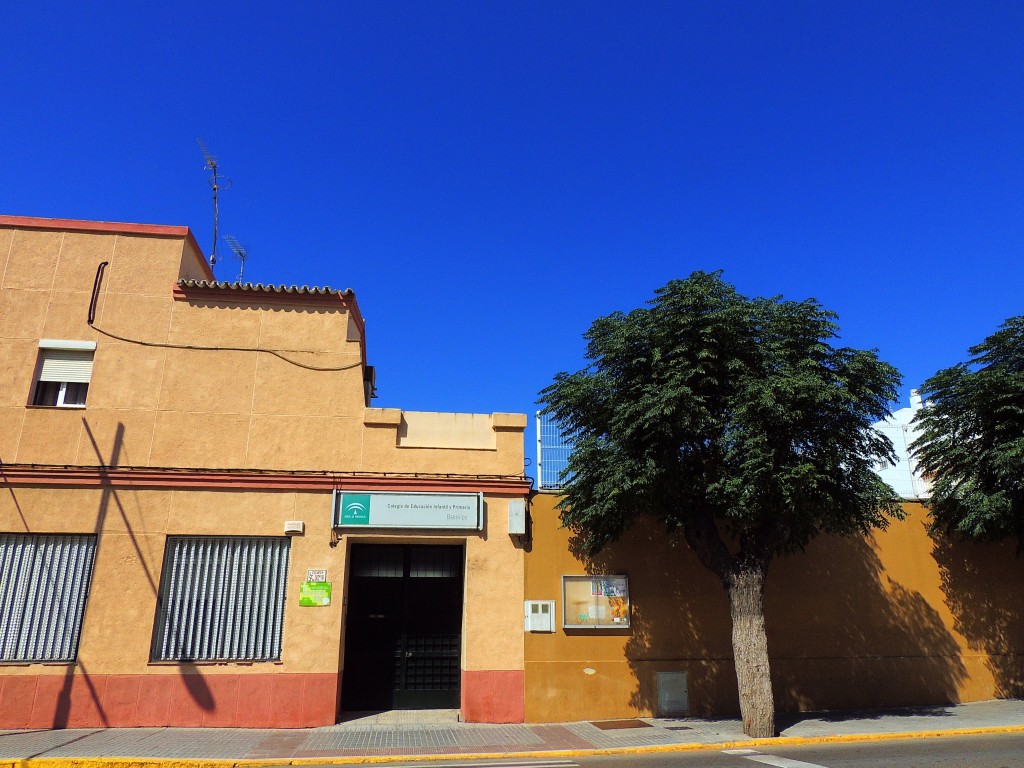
[38,350,94,383]
[0,534,98,662]
[151,536,290,662]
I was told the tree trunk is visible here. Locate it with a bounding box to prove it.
[726,565,775,738]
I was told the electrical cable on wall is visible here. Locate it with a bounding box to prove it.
[87,261,362,372]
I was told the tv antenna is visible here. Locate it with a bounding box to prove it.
[224,234,248,283]
[197,139,231,269]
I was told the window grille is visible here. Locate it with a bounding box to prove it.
[351,545,404,578]
[536,411,576,490]
[152,536,290,662]
[0,534,98,662]
[409,546,462,578]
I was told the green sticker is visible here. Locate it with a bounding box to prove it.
[300,581,332,607]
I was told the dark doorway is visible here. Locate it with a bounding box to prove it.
[341,544,464,711]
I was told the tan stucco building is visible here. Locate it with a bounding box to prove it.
[0,216,530,728]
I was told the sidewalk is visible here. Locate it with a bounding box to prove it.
[2,699,1023,766]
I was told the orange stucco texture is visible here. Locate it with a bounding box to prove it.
[1,218,530,728]
[525,493,1024,722]
[0,220,526,475]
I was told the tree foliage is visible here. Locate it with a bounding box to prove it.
[912,315,1024,543]
[539,271,903,738]
[539,271,903,559]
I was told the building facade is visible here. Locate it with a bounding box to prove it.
[524,494,1024,721]
[525,401,1024,721]
[3,214,1020,731]
[0,216,530,728]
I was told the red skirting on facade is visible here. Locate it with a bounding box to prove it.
[461,670,525,723]
[0,672,338,729]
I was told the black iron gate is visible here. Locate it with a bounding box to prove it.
[341,544,464,711]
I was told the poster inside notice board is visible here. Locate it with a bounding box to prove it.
[562,575,630,628]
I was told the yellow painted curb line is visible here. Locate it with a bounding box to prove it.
[4,724,1024,768]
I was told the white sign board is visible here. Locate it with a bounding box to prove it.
[333,491,483,530]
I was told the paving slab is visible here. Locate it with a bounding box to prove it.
[0,699,1022,764]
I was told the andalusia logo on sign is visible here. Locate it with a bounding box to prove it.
[341,493,371,525]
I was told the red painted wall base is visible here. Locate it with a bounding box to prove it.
[1,669,525,728]
[461,669,525,723]
[0,672,338,729]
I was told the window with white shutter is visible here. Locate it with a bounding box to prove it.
[32,340,96,408]
[0,534,98,662]
[151,537,290,662]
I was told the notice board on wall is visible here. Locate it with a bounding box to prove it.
[561,575,630,629]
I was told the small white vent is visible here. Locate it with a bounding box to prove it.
[283,520,304,535]
[524,600,556,632]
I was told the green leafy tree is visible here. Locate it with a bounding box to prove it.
[912,316,1024,543]
[539,271,902,738]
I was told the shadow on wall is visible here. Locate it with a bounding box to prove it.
[43,420,215,727]
[0,467,29,531]
[180,297,340,315]
[933,533,1024,698]
[574,522,739,718]
[573,520,969,717]
[768,532,967,713]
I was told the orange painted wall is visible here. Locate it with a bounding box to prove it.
[0,218,529,727]
[0,483,527,728]
[525,492,1024,722]
[0,219,525,476]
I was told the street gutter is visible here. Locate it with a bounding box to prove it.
[4,725,1024,768]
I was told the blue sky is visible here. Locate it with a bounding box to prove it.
[2,3,1022,478]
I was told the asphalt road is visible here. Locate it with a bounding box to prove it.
[583,733,1024,768]
[340,732,1024,768]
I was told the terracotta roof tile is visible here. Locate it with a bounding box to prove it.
[176,279,353,297]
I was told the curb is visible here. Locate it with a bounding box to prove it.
[4,725,1024,768]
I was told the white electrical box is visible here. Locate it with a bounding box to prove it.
[508,499,527,536]
[524,600,556,632]
[284,520,305,535]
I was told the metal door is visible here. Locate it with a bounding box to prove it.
[341,544,464,711]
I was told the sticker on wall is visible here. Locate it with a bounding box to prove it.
[299,581,332,607]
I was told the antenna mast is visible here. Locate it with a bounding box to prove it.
[224,234,248,283]
[197,139,230,269]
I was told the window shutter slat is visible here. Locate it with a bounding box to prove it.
[152,537,289,662]
[0,534,97,662]
[39,350,94,383]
